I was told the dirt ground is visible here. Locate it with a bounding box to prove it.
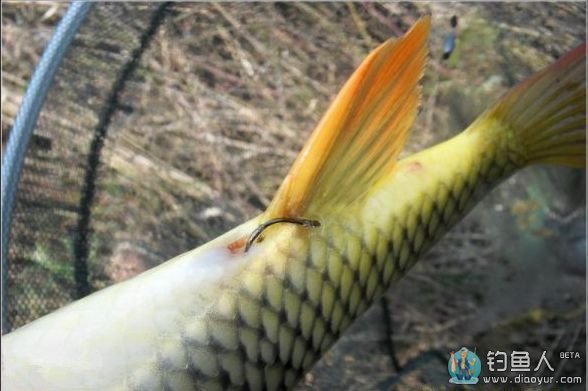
[2,2,586,390]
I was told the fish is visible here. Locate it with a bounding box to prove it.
[1,16,585,391]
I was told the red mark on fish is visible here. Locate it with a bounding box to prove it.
[406,161,423,172]
[227,237,246,253]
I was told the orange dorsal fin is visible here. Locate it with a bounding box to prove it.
[266,16,430,219]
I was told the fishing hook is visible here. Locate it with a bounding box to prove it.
[244,217,321,252]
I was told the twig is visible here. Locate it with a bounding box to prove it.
[347,3,374,48]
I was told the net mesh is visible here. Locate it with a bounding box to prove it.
[6,3,171,328]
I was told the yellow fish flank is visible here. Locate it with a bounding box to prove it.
[1,17,585,391]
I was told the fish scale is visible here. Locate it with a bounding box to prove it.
[126,136,520,391]
[109,138,521,391]
[2,18,584,391]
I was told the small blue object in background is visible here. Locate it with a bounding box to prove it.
[442,15,458,60]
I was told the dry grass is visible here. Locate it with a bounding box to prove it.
[2,2,585,389]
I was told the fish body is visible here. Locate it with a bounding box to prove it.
[2,17,585,391]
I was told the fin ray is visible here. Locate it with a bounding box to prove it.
[267,16,430,218]
[487,43,586,168]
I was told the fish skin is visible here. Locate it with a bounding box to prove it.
[0,140,517,391]
[2,20,585,391]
